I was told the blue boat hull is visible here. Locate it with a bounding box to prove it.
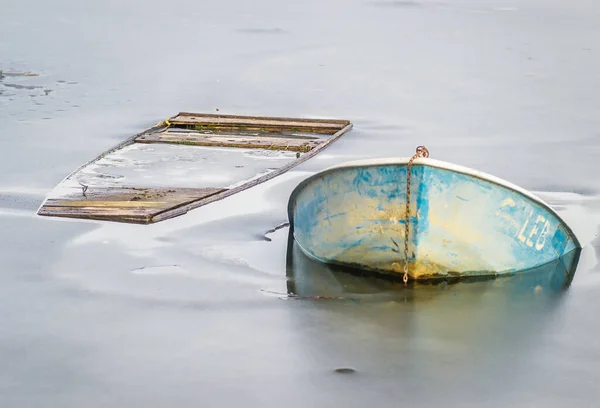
[287,158,581,280]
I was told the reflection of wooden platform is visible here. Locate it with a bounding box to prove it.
[37,112,352,224]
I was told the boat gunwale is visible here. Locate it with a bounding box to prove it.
[286,156,582,250]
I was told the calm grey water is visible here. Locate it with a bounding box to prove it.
[2,0,600,407]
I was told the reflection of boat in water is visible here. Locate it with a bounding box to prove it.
[284,226,579,398]
[285,224,581,300]
[287,151,581,282]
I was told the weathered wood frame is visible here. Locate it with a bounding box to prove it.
[37,112,353,224]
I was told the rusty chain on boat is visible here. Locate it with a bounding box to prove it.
[404,145,430,284]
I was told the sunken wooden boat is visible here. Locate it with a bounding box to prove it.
[287,153,582,281]
[37,112,352,224]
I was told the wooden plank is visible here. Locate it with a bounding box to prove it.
[168,113,348,134]
[152,122,354,223]
[38,206,158,224]
[41,187,223,204]
[38,187,225,224]
[135,132,324,152]
[163,128,323,140]
[174,112,351,126]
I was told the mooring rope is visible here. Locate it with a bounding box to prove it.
[403,145,430,284]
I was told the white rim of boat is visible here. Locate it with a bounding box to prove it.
[287,156,581,249]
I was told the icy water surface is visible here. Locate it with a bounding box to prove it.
[2,0,600,407]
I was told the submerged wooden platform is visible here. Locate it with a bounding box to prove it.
[37,112,352,224]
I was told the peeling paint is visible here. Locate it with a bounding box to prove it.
[288,158,580,279]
